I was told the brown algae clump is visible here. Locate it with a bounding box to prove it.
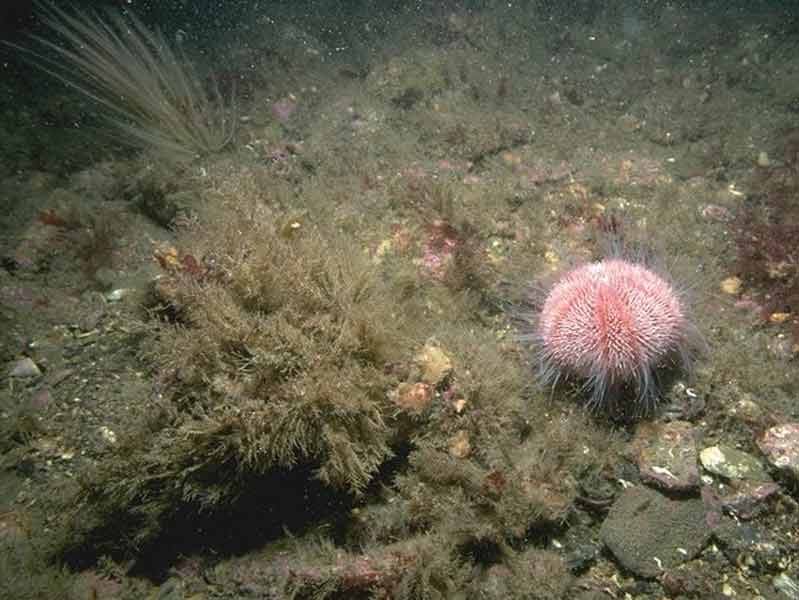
[61,198,421,554]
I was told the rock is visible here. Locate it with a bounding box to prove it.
[720,480,780,520]
[560,524,602,573]
[392,382,433,413]
[699,445,770,481]
[414,340,453,385]
[154,576,185,600]
[70,571,124,600]
[700,485,723,530]
[77,291,106,330]
[138,189,196,228]
[713,519,785,573]
[661,564,715,598]
[600,486,711,578]
[0,510,29,543]
[726,396,767,428]
[774,573,799,599]
[631,420,700,492]
[661,382,706,421]
[8,357,42,378]
[93,267,117,290]
[576,473,617,513]
[757,423,799,482]
[105,288,134,303]
[720,277,743,296]
[572,592,611,600]
[448,430,471,459]
[45,368,74,387]
[28,387,53,411]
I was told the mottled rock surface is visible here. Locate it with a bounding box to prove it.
[631,420,700,492]
[700,445,770,481]
[757,423,799,482]
[600,486,711,578]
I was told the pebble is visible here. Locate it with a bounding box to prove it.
[757,423,799,482]
[699,445,770,481]
[661,564,714,598]
[8,357,42,378]
[713,519,785,573]
[99,426,117,446]
[661,382,706,421]
[720,276,742,295]
[701,204,733,222]
[726,396,766,428]
[561,524,602,572]
[78,291,107,331]
[105,288,133,302]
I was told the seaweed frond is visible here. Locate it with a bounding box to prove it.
[7,3,235,162]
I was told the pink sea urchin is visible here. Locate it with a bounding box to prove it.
[528,258,698,415]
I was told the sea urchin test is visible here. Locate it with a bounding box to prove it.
[535,258,691,412]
